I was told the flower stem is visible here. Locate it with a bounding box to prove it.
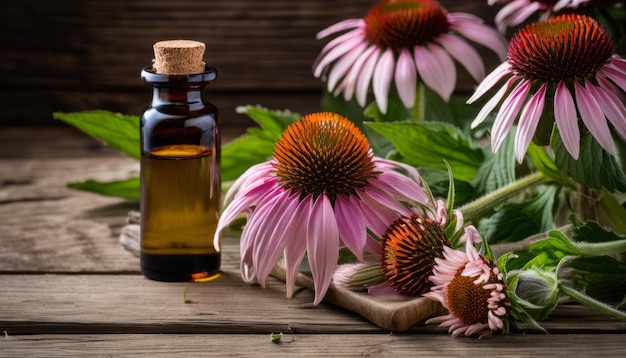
[458,172,545,223]
[559,283,626,321]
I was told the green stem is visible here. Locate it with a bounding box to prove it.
[458,172,545,223]
[559,283,626,321]
[575,239,626,256]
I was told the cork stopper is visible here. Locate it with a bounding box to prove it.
[152,40,206,75]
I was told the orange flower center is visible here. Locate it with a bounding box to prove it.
[507,14,614,82]
[380,215,451,296]
[364,0,450,50]
[446,262,506,326]
[272,113,376,203]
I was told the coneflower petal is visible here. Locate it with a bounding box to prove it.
[334,194,367,261]
[395,49,418,108]
[252,192,299,287]
[492,79,531,152]
[340,45,378,101]
[575,80,615,154]
[448,13,508,61]
[282,196,310,298]
[437,33,485,82]
[467,62,512,104]
[372,48,395,113]
[603,61,626,93]
[328,41,368,91]
[471,76,518,129]
[313,29,364,78]
[316,18,363,40]
[495,0,542,33]
[515,83,547,163]
[356,49,381,106]
[306,194,340,305]
[414,44,455,101]
[595,76,626,138]
[554,81,581,159]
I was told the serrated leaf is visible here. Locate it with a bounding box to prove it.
[473,128,517,195]
[222,106,301,181]
[54,110,140,159]
[366,121,484,182]
[235,105,300,138]
[479,185,558,244]
[553,131,626,192]
[67,177,140,200]
[569,220,626,243]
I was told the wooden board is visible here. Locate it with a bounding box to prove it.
[2,334,626,357]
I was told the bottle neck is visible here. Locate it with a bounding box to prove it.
[151,85,206,108]
[141,66,217,108]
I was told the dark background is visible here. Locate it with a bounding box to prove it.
[0,0,498,129]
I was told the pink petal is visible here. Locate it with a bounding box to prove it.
[448,13,508,61]
[575,80,615,155]
[494,1,542,33]
[554,81,581,159]
[471,76,518,129]
[414,44,456,102]
[313,29,365,78]
[603,61,626,93]
[394,49,417,108]
[252,192,300,287]
[306,194,340,305]
[467,62,512,104]
[492,80,531,152]
[338,45,378,101]
[595,76,626,138]
[216,178,278,242]
[372,48,395,114]
[357,192,402,240]
[224,162,275,204]
[437,33,485,82]
[515,83,547,163]
[334,194,367,261]
[327,41,368,91]
[316,18,363,39]
[356,48,381,107]
[282,196,310,298]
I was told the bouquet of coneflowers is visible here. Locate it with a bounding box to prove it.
[57,0,626,339]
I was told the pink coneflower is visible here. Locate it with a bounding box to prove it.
[423,227,510,339]
[489,0,594,33]
[214,112,429,304]
[468,14,626,162]
[313,0,507,114]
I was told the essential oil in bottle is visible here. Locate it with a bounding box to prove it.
[140,40,221,282]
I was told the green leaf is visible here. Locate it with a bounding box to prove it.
[527,141,567,185]
[236,105,300,139]
[54,110,140,159]
[365,121,484,182]
[568,256,626,305]
[569,220,626,243]
[67,177,140,200]
[553,131,626,192]
[478,185,558,244]
[222,106,301,181]
[472,128,517,195]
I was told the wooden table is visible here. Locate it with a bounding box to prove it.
[1,126,625,357]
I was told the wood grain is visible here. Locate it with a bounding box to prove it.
[0,0,501,126]
[2,334,626,357]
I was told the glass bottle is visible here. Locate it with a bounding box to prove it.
[140,41,221,282]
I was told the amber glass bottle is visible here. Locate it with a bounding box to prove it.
[140,40,221,282]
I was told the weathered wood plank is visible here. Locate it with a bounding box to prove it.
[0,274,382,335]
[2,333,626,357]
[2,274,625,335]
